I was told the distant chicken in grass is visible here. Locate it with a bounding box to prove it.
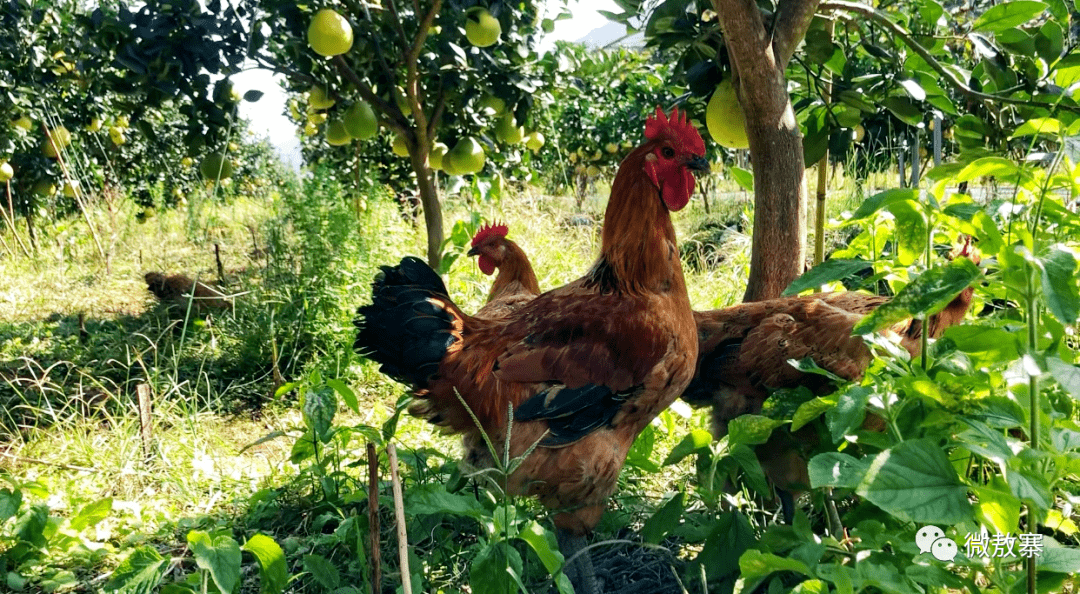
[144,272,229,311]
[467,221,541,319]
[683,239,979,521]
[355,107,708,594]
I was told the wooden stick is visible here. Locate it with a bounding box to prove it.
[367,443,382,594]
[387,443,412,594]
[3,181,32,258]
[137,383,153,461]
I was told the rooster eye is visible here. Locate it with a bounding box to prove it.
[661,147,675,158]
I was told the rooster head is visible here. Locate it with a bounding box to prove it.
[642,106,709,211]
[468,221,510,275]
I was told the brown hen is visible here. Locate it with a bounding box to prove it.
[467,221,540,319]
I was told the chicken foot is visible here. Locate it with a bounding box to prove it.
[557,529,601,594]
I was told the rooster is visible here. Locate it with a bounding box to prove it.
[356,107,707,594]
[467,221,541,319]
[683,240,979,521]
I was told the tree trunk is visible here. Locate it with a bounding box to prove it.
[408,145,443,271]
[714,0,819,302]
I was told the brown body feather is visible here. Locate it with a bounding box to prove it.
[144,272,228,311]
[684,284,976,507]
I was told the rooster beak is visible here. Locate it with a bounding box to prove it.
[685,156,710,174]
[467,246,481,257]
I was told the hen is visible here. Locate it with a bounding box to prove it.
[144,272,229,311]
[356,107,707,594]
[684,242,978,521]
[467,221,540,319]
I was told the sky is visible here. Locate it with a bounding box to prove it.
[230,0,621,168]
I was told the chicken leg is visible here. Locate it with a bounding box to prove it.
[557,529,600,594]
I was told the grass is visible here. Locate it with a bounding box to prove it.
[0,163,874,592]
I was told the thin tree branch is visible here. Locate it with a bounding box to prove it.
[385,0,411,51]
[333,55,410,136]
[821,0,1080,114]
[405,0,443,149]
[773,0,822,66]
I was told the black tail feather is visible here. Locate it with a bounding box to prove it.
[355,257,458,387]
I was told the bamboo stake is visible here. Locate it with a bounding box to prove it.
[813,18,833,269]
[387,443,412,594]
[3,181,32,258]
[367,443,382,594]
[137,383,153,461]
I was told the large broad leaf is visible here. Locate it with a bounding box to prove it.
[1048,356,1080,403]
[301,385,336,443]
[640,491,686,544]
[103,546,168,594]
[783,259,874,296]
[0,488,22,523]
[69,497,113,532]
[1010,117,1064,139]
[727,414,786,446]
[695,512,756,581]
[730,166,754,192]
[243,534,288,594]
[887,200,927,266]
[973,1,1047,33]
[850,188,917,220]
[809,452,868,489]
[882,96,923,126]
[826,386,871,443]
[663,429,714,465]
[407,483,486,520]
[470,541,524,594]
[188,530,242,594]
[944,326,1021,361]
[955,156,1032,184]
[854,259,981,335]
[302,554,341,590]
[956,418,1012,465]
[1041,246,1080,324]
[857,439,973,524]
[974,482,1021,535]
[1038,540,1080,573]
[739,549,812,581]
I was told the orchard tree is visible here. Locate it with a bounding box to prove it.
[612,0,1080,301]
[254,0,558,270]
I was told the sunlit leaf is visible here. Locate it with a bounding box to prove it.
[1010,117,1063,138]
[739,549,812,581]
[850,188,917,220]
[1040,246,1080,324]
[854,259,981,335]
[662,429,714,465]
[973,1,1047,32]
[728,414,786,446]
[103,546,167,594]
[857,439,973,524]
[188,530,242,594]
[783,259,874,296]
[243,534,288,594]
[69,497,112,532]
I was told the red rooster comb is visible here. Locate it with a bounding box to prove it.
[645,106,706,156]
[471,221,509,247]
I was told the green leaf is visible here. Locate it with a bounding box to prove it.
[641,491,685,544]
[407,483,486,519]
[730,443,770,494]
[69,497,112,532]
[662,429,713,465]
[1048,356,1080,402]
[243,534,288,594]
[944,326,1021,360]
[103,546,167,594]
[957,418,1012,465]
[517,521,564,574]
[898,79,926,101]
[188,531,242,594]
[783,259,873,296]
[974,483,1021,535]
[301,385,336,443]
[0,488,23,523]
[857,439,973,524]
[326,379,359,414]
[695,512,755,581]
[470,541,523,594]
[1041,246,1080,324]
[853,259,981,335]
[826,386,871,443]
[793,579,830,594]
[887,199,927,266]
[1037,541,1080,573]
[791,396,836,432]
[850,188,917,220]
[956,156,1031,183]
[808,452,868,489]
[739,549,812,581]
[1007,458,1053,512]
[302,554,341,590]
[730,166,754,192]
[728,415,786,446]
[973,1,1047,33]
[1010,117,1063,139]
[882,96,923,126]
